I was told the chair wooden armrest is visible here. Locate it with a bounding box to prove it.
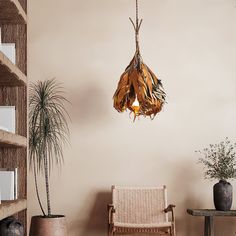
[164,204,176,222]
[107,204,115,224]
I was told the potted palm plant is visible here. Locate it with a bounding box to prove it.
[29,79,69,236]
[197,138,236,211]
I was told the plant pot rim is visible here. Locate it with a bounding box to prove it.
[218,179,231,183]
[32,215,66,219]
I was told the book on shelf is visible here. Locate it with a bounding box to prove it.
[0,43,16,64]
[0,168,18,202]
[0,106,16,133]
[0,28,16,64]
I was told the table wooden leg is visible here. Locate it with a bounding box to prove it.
[204,216,214,236]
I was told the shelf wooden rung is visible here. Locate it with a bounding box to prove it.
[0,51,27,86]
[0,199,27,220]
[0,129,27,148]
[0,0,27,24]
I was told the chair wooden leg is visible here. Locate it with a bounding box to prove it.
[108,225,114,236]
[170,224,176,236]
[173,225,176,236]
[110,229,114,236]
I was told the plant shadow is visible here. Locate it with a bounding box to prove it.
[68,84,111,126]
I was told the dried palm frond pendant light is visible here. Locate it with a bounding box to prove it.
[113,0,166,120]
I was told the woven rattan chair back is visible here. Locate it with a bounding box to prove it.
[112,186,168,225]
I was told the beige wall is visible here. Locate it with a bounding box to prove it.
[28,0,236,235]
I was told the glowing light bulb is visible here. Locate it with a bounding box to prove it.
[132,97,140,115]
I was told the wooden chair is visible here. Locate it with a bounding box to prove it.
[108,186,176,236]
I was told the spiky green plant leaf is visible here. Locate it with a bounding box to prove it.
[29,79,69,216]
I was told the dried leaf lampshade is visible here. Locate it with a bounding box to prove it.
[113,0,166,120]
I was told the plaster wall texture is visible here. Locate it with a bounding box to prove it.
[28,0,236,235]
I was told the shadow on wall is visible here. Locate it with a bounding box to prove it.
[168,159,204,236]
[78,160,205,236]
[182,196,203,236]
[68,83,111,126]
[79,192,204,236]
[81,191,111,236]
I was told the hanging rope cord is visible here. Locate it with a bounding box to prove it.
[129,0,143,52]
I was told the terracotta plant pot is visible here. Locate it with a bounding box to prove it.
[29,215,67,236]
[213,180,233,211]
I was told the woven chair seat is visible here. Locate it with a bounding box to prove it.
[114,227,170,234]
[114,221,172,228]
